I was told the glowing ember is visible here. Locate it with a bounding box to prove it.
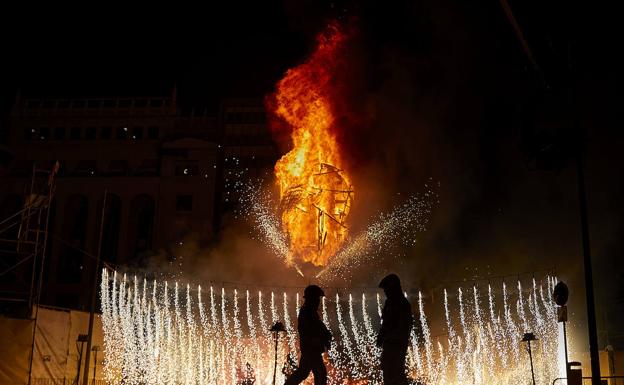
[268,22,353,267]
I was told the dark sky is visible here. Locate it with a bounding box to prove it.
[0,1,312,113]
[1,0,622,348]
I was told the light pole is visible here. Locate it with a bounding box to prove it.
[91,346,100,385]
[270,321,286,385]
[553,281,570,367]
[522,332,538,385]
[75,334,88,385]
[82,190,107,385]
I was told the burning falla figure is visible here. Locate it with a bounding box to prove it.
[285,285,332,385]
[269,22,354,269]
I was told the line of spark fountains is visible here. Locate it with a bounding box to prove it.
[101,269,562,385]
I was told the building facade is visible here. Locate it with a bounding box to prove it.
[0,92,277,312]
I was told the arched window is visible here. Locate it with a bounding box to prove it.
[128,194,155,264]
[98,194,122,264]
[58,194,88,284]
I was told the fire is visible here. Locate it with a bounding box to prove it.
[269,22,353,267]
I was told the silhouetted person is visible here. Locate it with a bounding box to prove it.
[377,274,413,385]
[285,285,331,385]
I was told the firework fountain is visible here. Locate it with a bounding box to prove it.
[101,270,562,385]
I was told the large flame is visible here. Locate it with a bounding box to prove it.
[270,22,353,267]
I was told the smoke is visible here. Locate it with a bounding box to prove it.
[141,219,309,289]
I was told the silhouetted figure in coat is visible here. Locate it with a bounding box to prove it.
[377,274,413,385]
[284,285,332,385]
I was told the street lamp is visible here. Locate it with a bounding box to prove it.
[91,346,100,385]
[522,332,538,385]
[270,321,286,385]
[75,334,89,385]
[553,281,570,367]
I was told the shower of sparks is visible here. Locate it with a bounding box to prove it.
[243,184,291,264]
[101,269,561,385]
[316,187,438,282]
[240,180,437,280]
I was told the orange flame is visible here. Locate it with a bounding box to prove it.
[270,22,353,267]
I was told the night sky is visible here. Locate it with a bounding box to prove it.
[1,0,622,348]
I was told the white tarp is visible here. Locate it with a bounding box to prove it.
[31,307,71,380]
[0,317,32,385]
[0,306,103,385]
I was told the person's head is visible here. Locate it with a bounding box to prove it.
[303,285,325,309]
[379,273,403,297]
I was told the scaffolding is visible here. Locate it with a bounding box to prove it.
[0,161,58,314]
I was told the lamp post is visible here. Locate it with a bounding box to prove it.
[553,281,570,368]
[75,334,89,385]
[270,321,286,385]
[91,346,100,385]
[522,332,538,385]
[82,190,107,385]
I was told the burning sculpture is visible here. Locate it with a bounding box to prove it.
[243,21,434,281]
[269,22,353,267]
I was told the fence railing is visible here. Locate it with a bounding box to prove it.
[32,378,107,385]
[552,376,624,385]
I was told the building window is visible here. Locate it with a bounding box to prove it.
[175,161,198,176]
[54,127,66,140]
[147,126,159,139]
[25,100,40,109]
[134,99,147,108]
[70,127,81,140]
[72,100,85,109]
[73,160,98,176]
[85,127,97,140]
[58,195,88,285]
[39,127,50,140]
[106,160,128,176]
[57,100,70,108]
[132,127,143,140]
[10,160,33,176]
[118,99,131,108]
[135,159,159,176]
[116,127,128,140]
[87,100,101,108]
[176,195,193,211]
[150,99,163,108]
[100,126,112,139]
[102,100,115,108]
